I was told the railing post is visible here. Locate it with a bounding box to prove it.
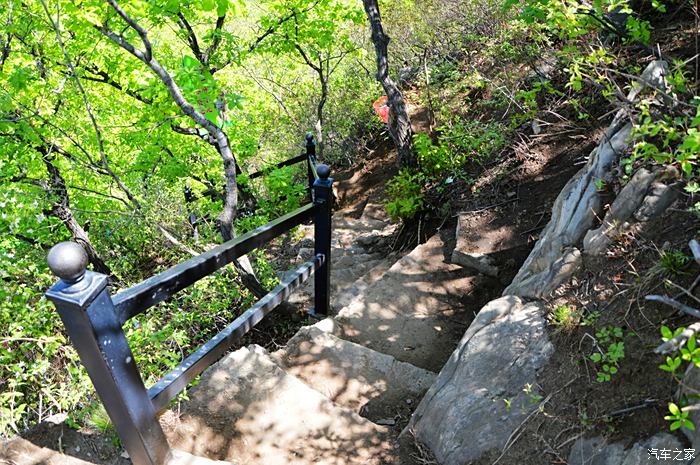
[306,133,316,198]
[45,242,171,465]
[311,164,333,317]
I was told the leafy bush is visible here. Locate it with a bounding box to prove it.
[385,170,427,221]
[413,120,505,178]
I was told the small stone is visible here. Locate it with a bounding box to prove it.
[406,399,413,405]
[44,412,67,424]
[121,450,130,459]
[297,247,314,261]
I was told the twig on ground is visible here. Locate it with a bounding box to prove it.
[655,322,700,354]
[645,294,700,319]
[606,398,659,417]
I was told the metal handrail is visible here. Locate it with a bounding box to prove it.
[148,253,325,411]
[112,203,316,324]
[45,135,333,465]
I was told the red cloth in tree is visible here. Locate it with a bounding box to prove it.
[373,95,389,124]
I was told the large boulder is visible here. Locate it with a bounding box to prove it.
[406,296,553,465]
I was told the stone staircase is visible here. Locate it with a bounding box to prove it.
[161,202,478,465]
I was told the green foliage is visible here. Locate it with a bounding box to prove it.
[658,326,700,432]
[589,326,625,382]
[550,304,581,331]
[627,99,700,179]
[505,0,653,44]
[413,120,505,179]
[658,249,691,276]
[0,0,385,437]
[665,402,695,431]
[385,170,427,221]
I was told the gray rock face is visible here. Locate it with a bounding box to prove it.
[634,181,682,222]
[504,60,669,298]
[452,250,499,277]
[584,167,681,255]
[679,365,700,450]
[568,433,692,465]
[406,296,554,465]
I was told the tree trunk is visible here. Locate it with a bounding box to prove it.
[42,156,112,275]
[362,0,416,168]
[315,75,327,159]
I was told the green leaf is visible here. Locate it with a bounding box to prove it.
[201,0,216,11]
[669,402,680,416]
[661,325,673,340]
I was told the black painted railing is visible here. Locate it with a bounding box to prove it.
[44,135,333,465]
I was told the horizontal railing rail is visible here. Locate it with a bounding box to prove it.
[248,153,307,180]
[44,135,334,465]
[112,203,316,324]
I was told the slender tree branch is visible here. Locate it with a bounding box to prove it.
[82,65,153,104]
[656,322,700,354]
[203,15,226,64]
[176,12,203,61]
[103,0,153,61]
[646,295,700,319]
[211,1,321,73]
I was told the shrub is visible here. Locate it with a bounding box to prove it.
[385,170,427,221]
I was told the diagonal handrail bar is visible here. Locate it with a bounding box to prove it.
[148,254,325,411]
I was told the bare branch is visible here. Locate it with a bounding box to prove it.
[656,322,700,354]
[203,15,226,64]
[645,294,700,319]
[176,12,203,62]
[171,124,216,146]
[103,0,152,61]
[82,65,153,104]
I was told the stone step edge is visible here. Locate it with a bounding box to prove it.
[332,252,405,312]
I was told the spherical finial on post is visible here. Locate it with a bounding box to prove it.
[305,133,314,143]
[317,163,330,180]
[47,242,88,283]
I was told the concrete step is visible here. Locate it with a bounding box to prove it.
[291,248,403,312]
[319,233,477,372]
[272,326,436,423]
[164,345,398,465]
